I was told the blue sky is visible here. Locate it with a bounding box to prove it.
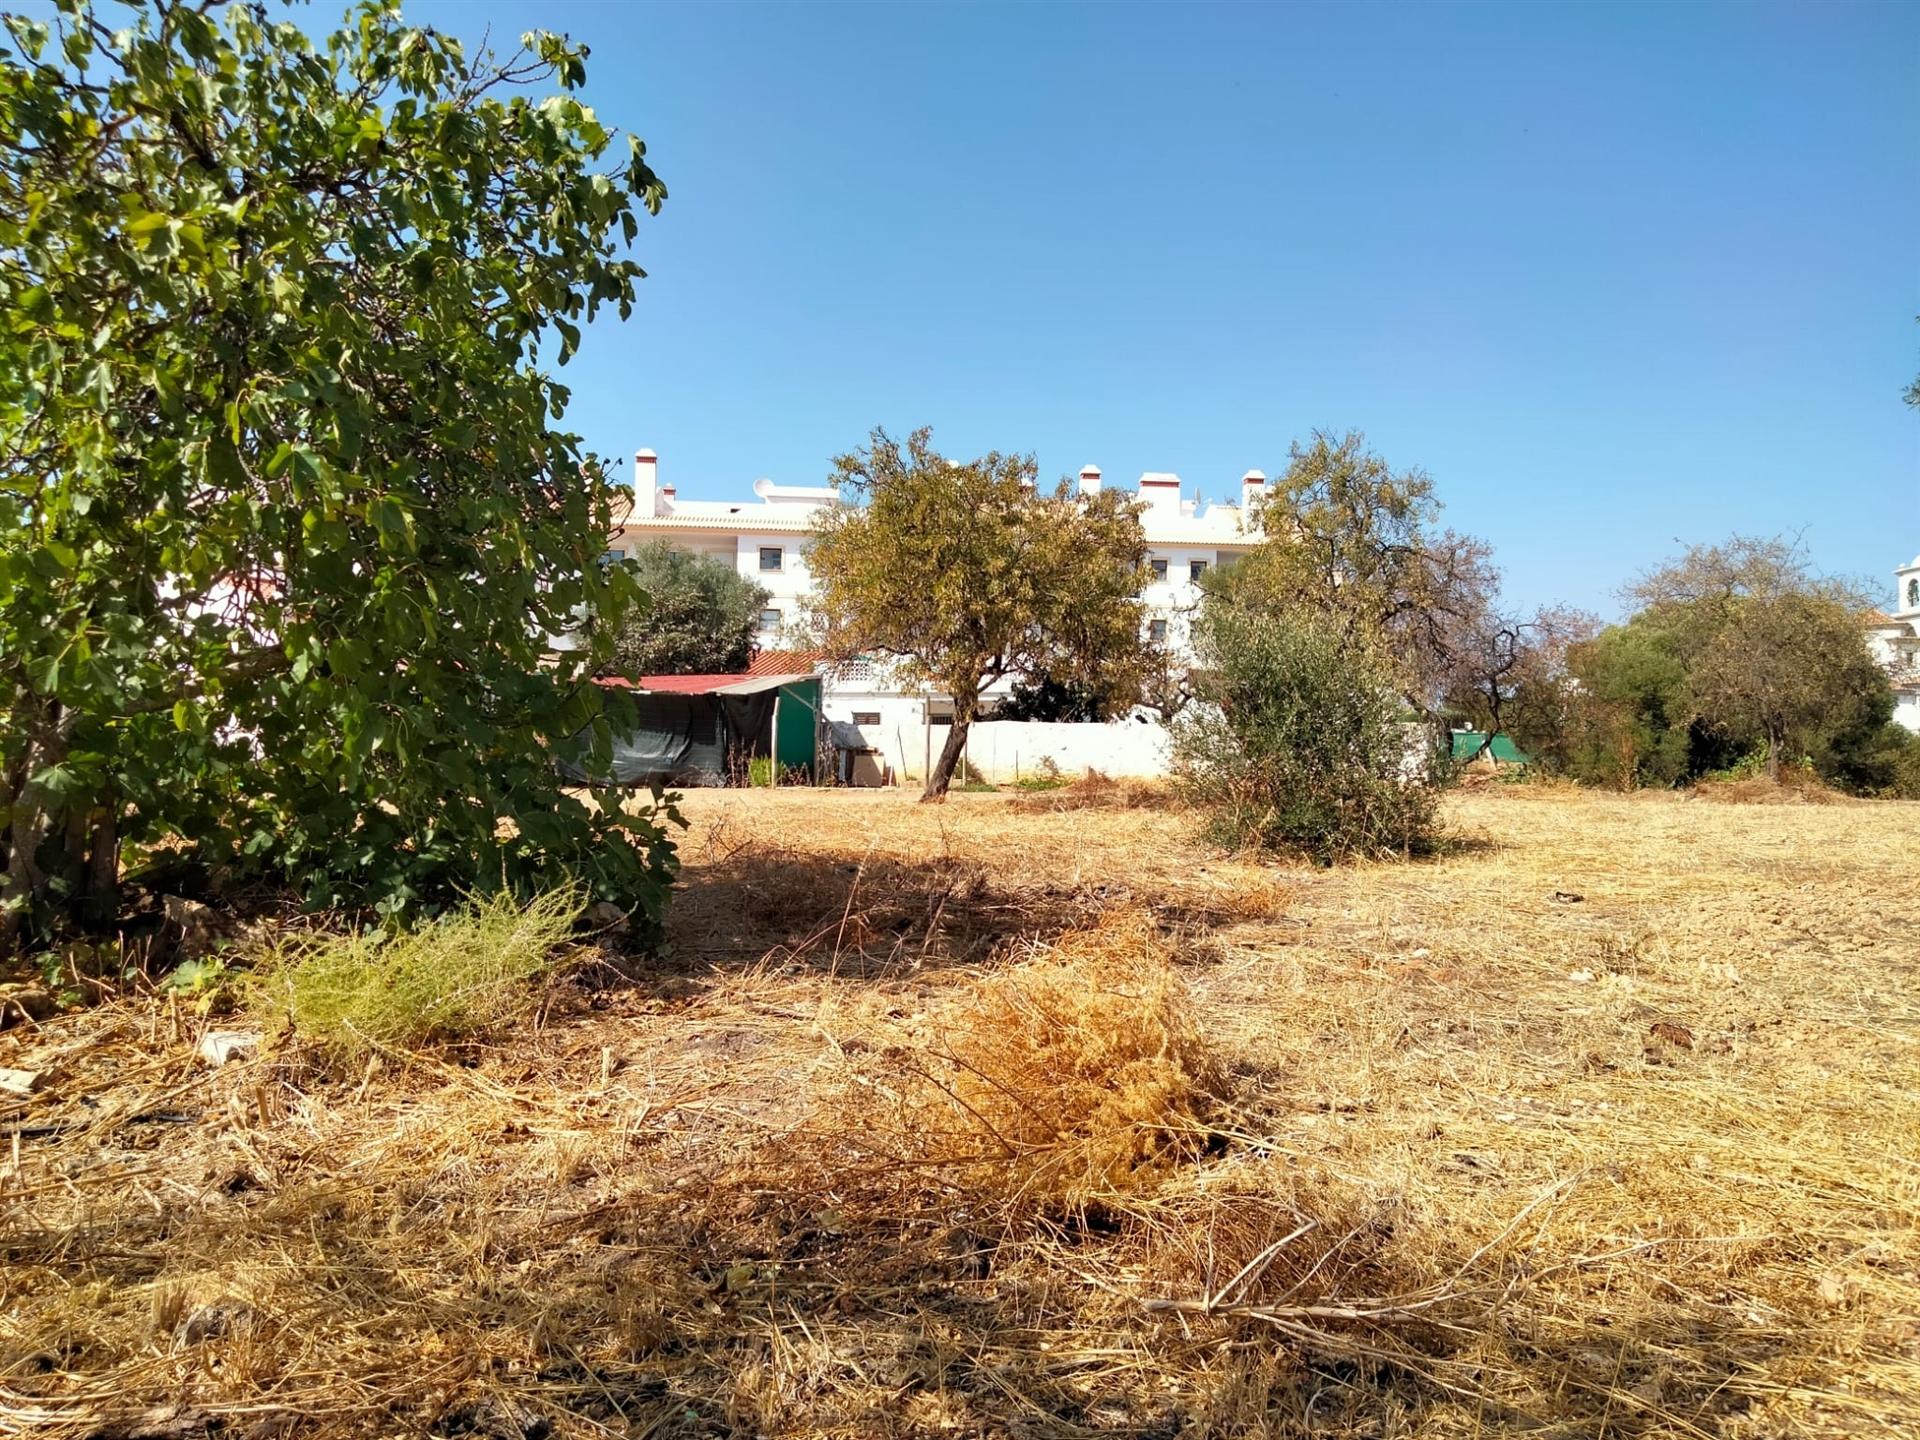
[59,0,1920,614]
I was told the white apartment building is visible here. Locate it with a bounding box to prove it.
[607,449,1268,754]
[1866,550,1920,734]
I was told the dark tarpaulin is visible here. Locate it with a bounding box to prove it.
[560,692,727,787]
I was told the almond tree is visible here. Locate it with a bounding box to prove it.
[807,427,1151,801]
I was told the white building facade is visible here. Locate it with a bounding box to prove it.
[606,449,1267,759]
[1866,551,1920,734]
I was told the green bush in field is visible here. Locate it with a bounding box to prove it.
[1173,606,1440,862]
[250,890,582,1065]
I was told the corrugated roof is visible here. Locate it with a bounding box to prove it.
[596,672,817,696]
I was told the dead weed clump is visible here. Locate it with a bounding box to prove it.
[1007,767,1170,814]
[786,907,1226,1222]
[1692,768,1849,805]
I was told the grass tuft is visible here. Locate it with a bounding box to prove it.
[248,889,583,1064]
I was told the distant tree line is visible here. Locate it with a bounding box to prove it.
[1494,538,1920,797]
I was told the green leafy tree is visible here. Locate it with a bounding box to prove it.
[0,1,677,943]
[1210,429,1495,718]
[1556,619,1702,787]
[1689,591,1890,780]
[808,427,1151,800]
[603,541,768,677]
[1627,537,1881,782]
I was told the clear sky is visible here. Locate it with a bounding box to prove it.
[75,1,1920,614]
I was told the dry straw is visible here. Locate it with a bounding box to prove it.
[0,785,1914,1438]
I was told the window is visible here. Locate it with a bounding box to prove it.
[598,549,625,568]
[852,711,881,726]
[1149,619,1168,644]
[759,546,784,572]
[1151,558,1168,581]
[758,608,781,630]
[1189,559,1209,582]
[1909,577,1919,609]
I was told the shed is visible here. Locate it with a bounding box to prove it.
[576,672,822,787]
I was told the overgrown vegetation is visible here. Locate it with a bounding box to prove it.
[0,0,677,946]
[1510,536,1920,795]
[1174,606,1440,860]
[249,889,583,1067]
[1177,432,1458,858]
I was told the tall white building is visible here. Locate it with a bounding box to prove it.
[606,449,1268,740]
[1866,551,1920,733]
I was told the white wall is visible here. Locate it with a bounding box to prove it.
[959,718,1172,783]
[733,533,815,639]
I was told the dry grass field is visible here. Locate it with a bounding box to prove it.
[2,784,1917,1439]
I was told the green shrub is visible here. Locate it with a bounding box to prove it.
[249,890,582,1065]
[1173,607,1441,862]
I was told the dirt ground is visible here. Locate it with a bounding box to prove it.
[2,785,1916,1439]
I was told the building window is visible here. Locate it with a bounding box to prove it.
[598,549,625,568]
[1189,559,1209,582]
[759,546,784,572]
[852,711,881,726]
[759,608,781,630]
[1909,577,1919,609]
[1151,558,1168,581]
[1149,619,1168,644]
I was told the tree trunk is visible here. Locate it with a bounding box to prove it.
[0,727,46,953]
[1766,725,1782,780]
[921,710,975,803]
[79,803,119,932]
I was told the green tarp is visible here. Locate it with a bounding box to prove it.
[1451,730,1529,764]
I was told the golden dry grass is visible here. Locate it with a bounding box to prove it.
[1,785,1916,1439]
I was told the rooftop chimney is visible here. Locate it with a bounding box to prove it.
[1240,469,1266,520]
[634,449,659,516]
[1078,464,1102,496]
[1137,470,1182,518]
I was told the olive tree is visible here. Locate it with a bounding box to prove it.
[0,1,678,942]
[603,541,769,677]
[807,427,1151,801]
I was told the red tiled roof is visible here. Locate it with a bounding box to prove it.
[745,647,827,677]
[596,673,745,694]
[591,649,825,696]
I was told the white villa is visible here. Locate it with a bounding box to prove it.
[1866,551,1920,734]
[606,448,1268,743]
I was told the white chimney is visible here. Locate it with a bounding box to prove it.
[1078,464,1102,496]
[1138,470,1182,518]
[634,449,659,515]
[1240,469,1266,516]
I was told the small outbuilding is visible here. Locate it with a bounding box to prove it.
[573,672,823,787]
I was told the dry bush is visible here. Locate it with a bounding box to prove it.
[779,908,1225,1222]
[1692,767,1849,804]
[1006,767,1170,813]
